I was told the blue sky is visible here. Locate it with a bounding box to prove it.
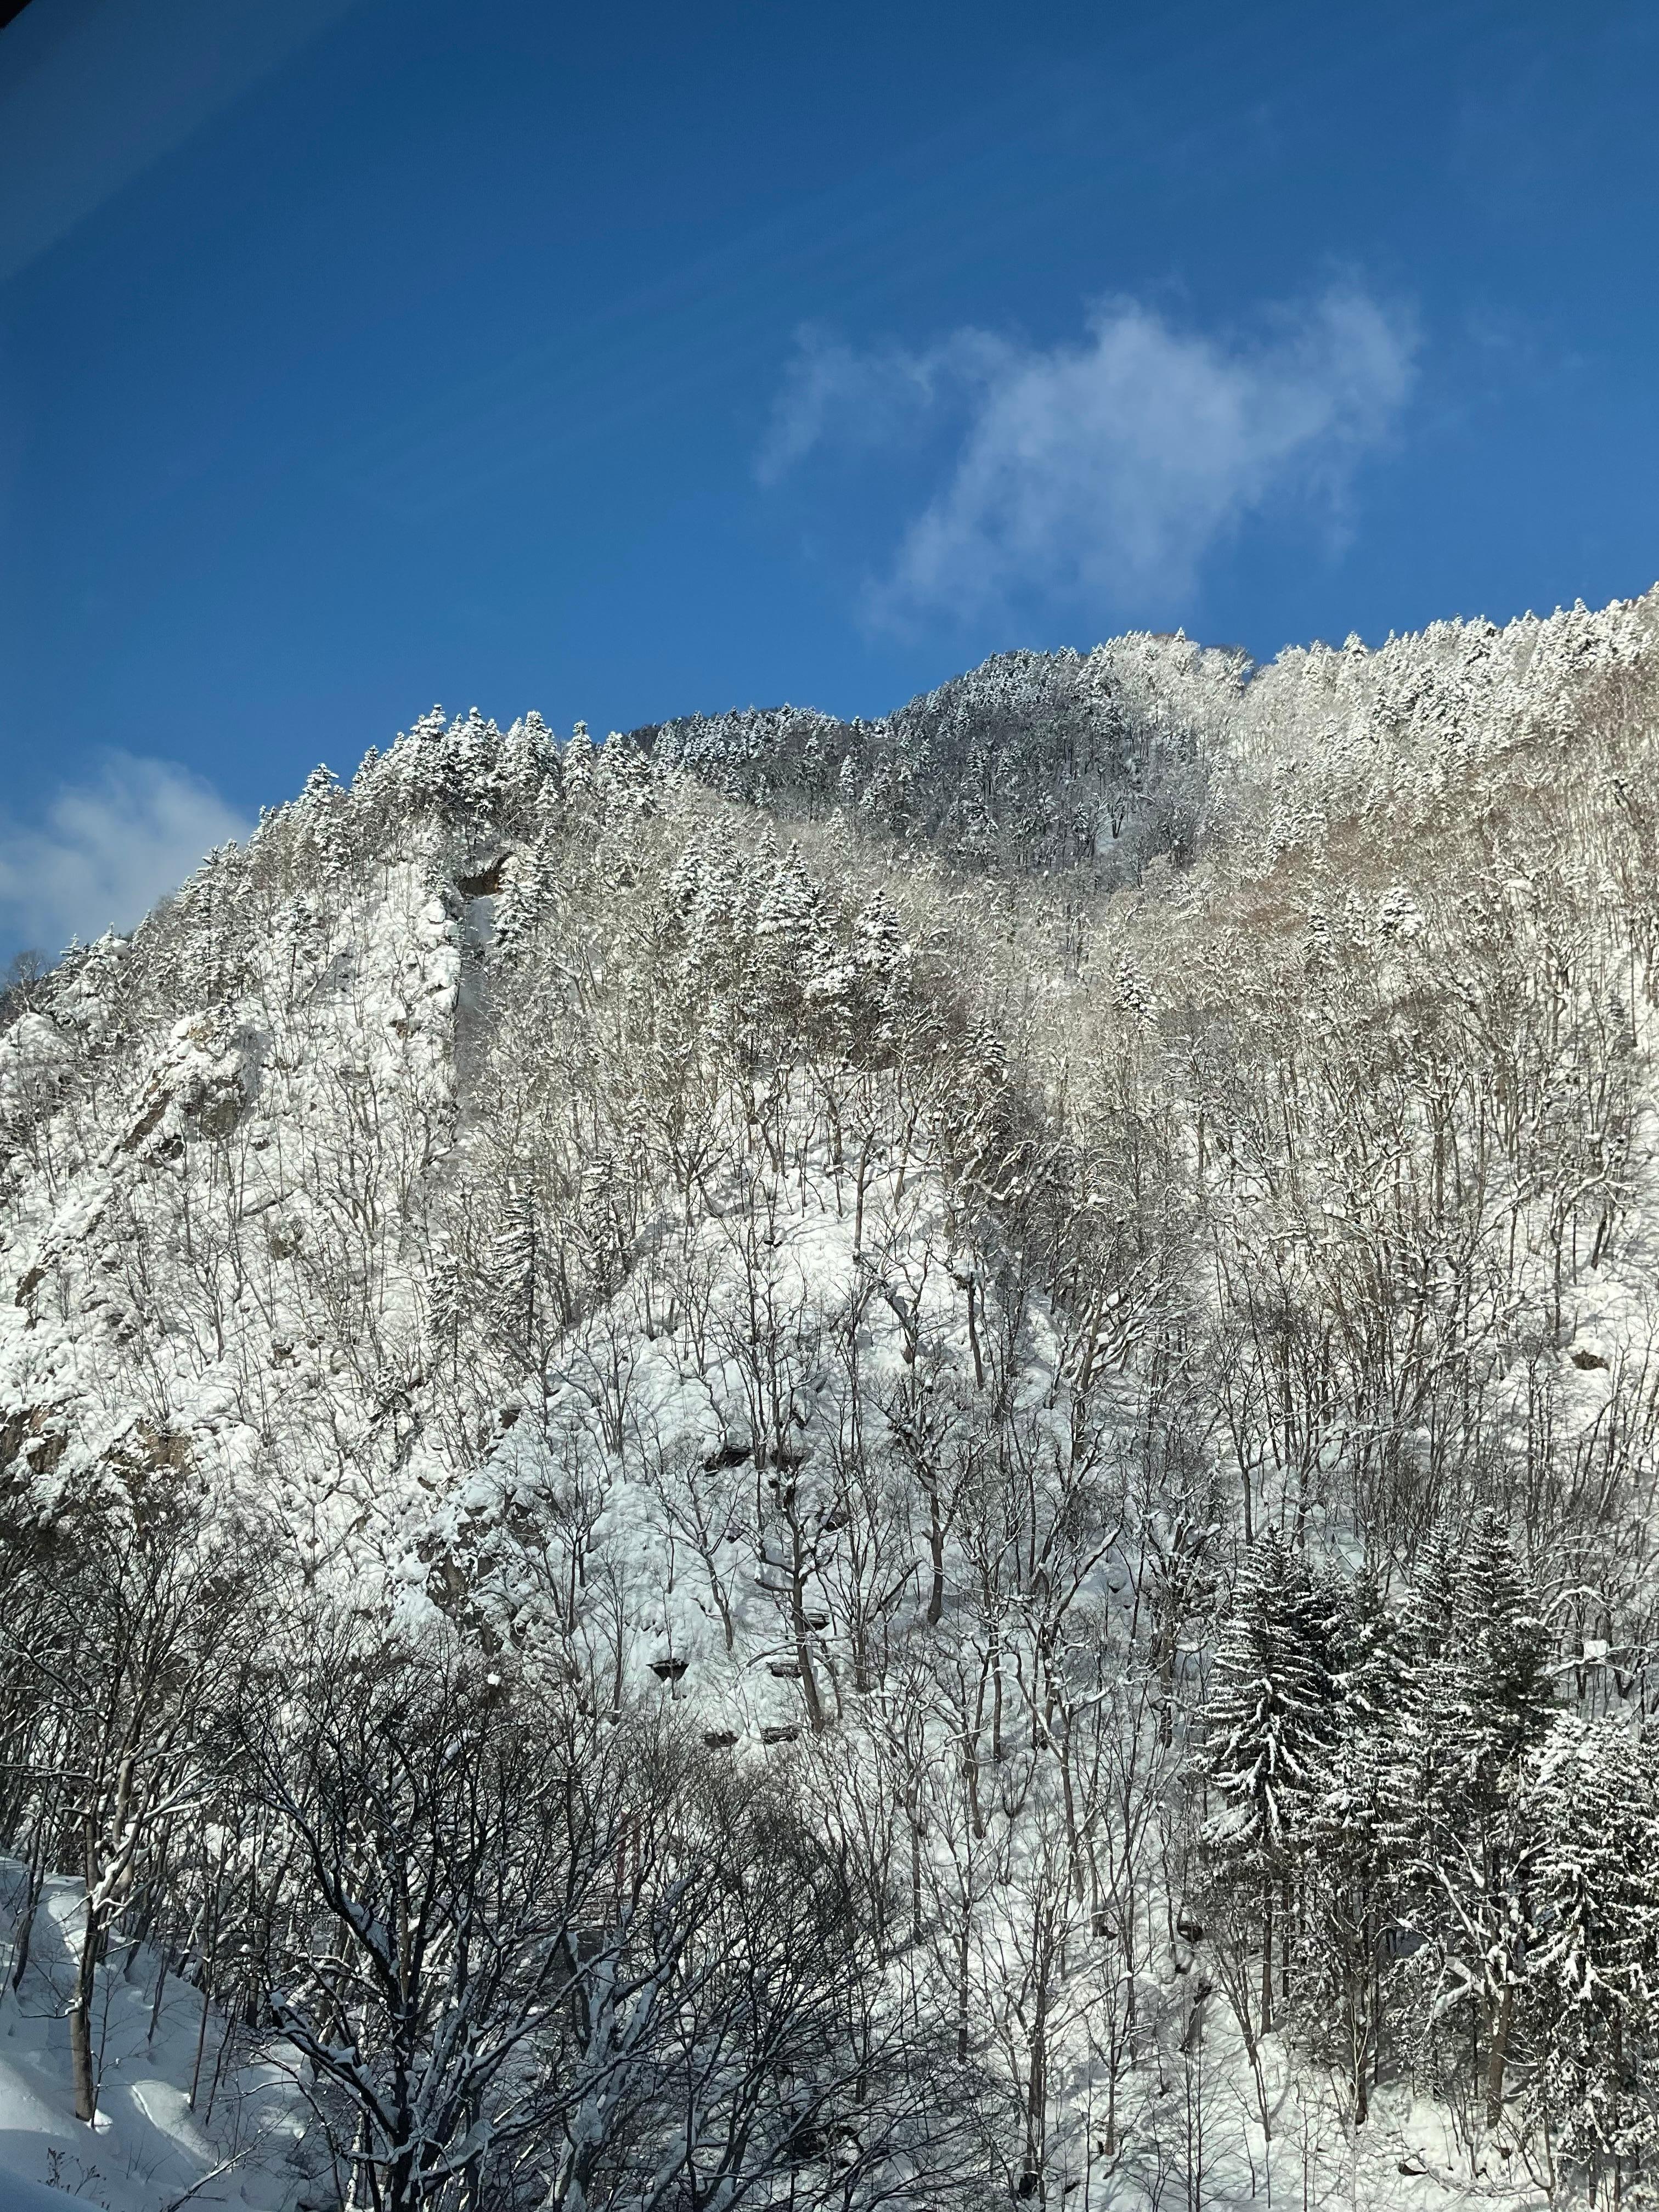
[1,0,1656,955]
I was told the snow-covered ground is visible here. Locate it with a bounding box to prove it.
[0,1870,308,2212]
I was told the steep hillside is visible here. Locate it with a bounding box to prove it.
[3,588,1659,2210]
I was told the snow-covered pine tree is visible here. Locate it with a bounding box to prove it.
[755,843,845,1034]
[493,841,547,962]
[562,718,595,790]
[1523,1716,1659,2190]
[1202,1531,1340,2033]
[1290,1571,1412,2124]
[851,888,909,1043]
[488,1185,538,1360]
[499,710,554,820]
[424,1230,466,1373]
[1399,1511,1555,2129]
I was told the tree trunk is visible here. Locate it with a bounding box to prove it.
[1024,1939,1049,2196]
[9,1851,42,1994]
[956,1918,971,2063]
[1485,1983,1512,2132]
[71,1838,104,2126]
[69,1987,98,2123]
[1260,1885,1274,2038]
[926,1489,946,1627]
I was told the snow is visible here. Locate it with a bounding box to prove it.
[0,1871,308,2212]
[0,2179,106,2212]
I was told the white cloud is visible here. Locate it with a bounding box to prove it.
[760,286,1419,627]
[755,330,1006,485]
[0,753,249,961]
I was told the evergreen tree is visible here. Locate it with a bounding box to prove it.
[489,1185,538,1358]
[576,1154,627,1302]
[562,719,595,789]
[1291,1571,1410,2124]
[1203,1532,1340,2032]
[1523,1717,1659,2190]
[499,711,554,817]
[493,842,547,963]
[1398,1512,1554,2130]
[1457,1511,1554,1779]
[851,889,909,1043]
[425,1231,466,1371]
[755,844,842,1031]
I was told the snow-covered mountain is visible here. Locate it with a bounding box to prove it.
[3,588,1659,2209]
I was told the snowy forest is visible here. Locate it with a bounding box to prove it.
[3,587,1659,2210]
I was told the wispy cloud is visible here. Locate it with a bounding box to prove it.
[760,285,1419,628]
[0,753,248,961]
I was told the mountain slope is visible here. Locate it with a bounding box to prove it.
[2,588,1659,2208]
